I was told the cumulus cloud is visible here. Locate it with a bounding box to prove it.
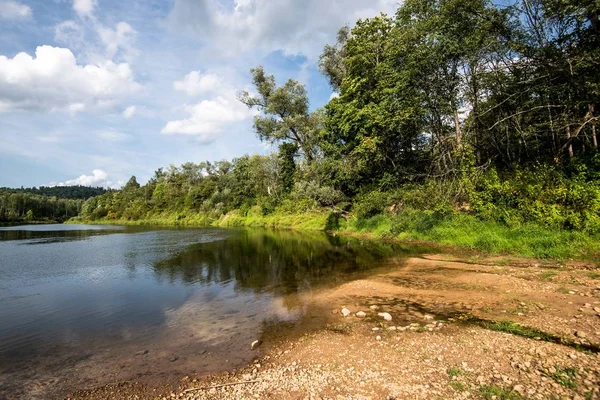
[73,0,96,18]
[0,0,31,20]
[122,105,136,118]
[174,71,222,96]
[51,169,110,187]
[0,45,141,112]
[168,0,399,58]
[161,94,255,142]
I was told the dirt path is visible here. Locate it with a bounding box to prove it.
[70,254,600,400]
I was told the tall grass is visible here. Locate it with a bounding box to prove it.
[342,209,598,260]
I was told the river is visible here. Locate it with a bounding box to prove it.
[0,224,423,399]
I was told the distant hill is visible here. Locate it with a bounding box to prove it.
[0,185,107,200]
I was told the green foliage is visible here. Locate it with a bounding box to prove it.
[479,385,525,400]
[0,189,84,223]
[541,366,578,389]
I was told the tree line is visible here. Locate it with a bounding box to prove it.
[79,0,600,233]
[0,186,104,223]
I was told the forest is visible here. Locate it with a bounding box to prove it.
[0,186,104,223]
[71,0,599,258]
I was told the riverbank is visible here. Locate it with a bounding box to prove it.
[70,208,600,262]
[70,252,600,399]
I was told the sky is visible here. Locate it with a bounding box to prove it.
[0,0,399,188]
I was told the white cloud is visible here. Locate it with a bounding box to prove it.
[97,21,139,62]
[54,21,84,48]
[73,0,96,18]
[51,169,109,187]
[0,0,31,20]
[169,0,399,58]
[161,94,255,142]
[174,71,222,96]
[97,130,131,141]
[0,45,141,112]
[122,105,136,118]
[68,103,86,113]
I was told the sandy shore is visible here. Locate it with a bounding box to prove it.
[70,254,600,399]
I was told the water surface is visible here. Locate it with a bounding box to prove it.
[0,224,420,399]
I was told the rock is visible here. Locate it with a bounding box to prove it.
[341,307,351,317]
[356,311,367,318]
[594,307,600,313]
[169,355,179,362]
[251,340,262,350]
[513,385,524,395]
[584,303,592,308]
[575,331,587,338]
[423,314,434,320]
[378,312,392,321]
[369,305,379,311]
[376,335,381,341]
[569,291,576,295]
[372,327,380,331]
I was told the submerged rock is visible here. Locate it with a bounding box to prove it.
[251,340,262,350]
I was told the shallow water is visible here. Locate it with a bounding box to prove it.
[0,225,422,399]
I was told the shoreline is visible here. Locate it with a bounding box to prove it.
[68,213,600,265]
[70,252,600,399]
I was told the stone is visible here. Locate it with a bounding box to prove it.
[584,303,592,308]
[376,335,382,341]
[251,340,262,350]
[369,305,379,311]
[575,331,587,339]
[513,385,524,394]
[594,307,600,313]
[423,314,434,320]
[341,307,351,317]
[169,355,179,362]
[378,312,393,321]
[356,311,367,318]
[569,291,576,295]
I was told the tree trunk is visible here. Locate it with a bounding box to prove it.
[567,126,574,159]
[590,104,597,150]
[454,108,462,149]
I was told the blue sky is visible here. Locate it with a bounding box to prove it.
[0,0,397,188]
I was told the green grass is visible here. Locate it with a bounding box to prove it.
[447,366,466,378]
[587,271,600,279]
[456,317,600,353]
[541,366,578,389]
[342,210,599,260]
[539,270,559,280]
[479,385,526,400]
[449,381,467,392]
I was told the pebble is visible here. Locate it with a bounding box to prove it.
[378,312,392,321]
[341,308,351,317]
[356,311,366,318]
[369,305,379,311]
[376,336,381,341]
[575,331,587,339]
